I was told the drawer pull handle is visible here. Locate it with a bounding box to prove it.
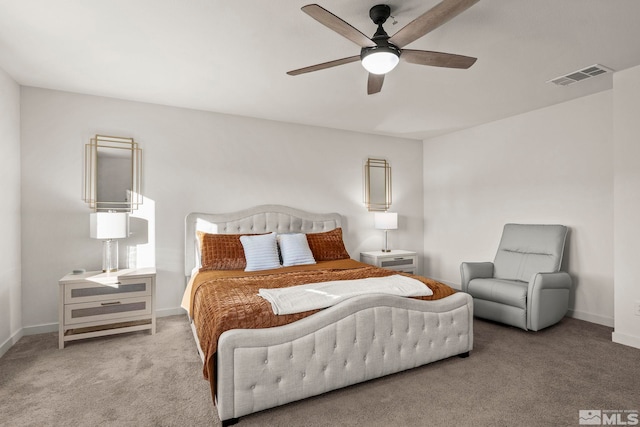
[101,301,121,306]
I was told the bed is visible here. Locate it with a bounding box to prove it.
[182,205,473,426]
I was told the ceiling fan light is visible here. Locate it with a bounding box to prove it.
[361,48,400,75]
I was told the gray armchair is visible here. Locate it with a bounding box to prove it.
[460,224,571,331]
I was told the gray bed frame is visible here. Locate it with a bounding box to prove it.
[184,205,473,425]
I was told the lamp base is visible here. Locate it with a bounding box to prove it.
[102,239,119,273]
[381,229,392,253]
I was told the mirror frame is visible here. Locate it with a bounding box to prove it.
[84,135,142,212]
[364,158,392,212]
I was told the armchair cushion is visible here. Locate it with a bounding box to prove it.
[493,224,568,282]
[467,278,528,309]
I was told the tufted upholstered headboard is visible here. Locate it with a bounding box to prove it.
[184,205,343,277]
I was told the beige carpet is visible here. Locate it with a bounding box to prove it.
[1,314,638,427]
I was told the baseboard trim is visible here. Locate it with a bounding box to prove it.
[157,307,187,317]
[23,322,58,336]
[1,308,188,357]
[438,281,614,328]
[566,309,614,327]
[21,308,186,337]
[612,331,640,350]
[0,328,24,358]
[1,305,615,357]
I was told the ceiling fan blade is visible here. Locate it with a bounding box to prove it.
[402,49,477,69]
[287,56,360,76]
[302,4,376,48]
[367,73,385,95]
[389,0,480,48]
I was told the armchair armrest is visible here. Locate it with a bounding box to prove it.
[460,262,494,293]
[527,272,572,331]
[528,271,572,291]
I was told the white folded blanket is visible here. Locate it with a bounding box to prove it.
[258,274,433,315]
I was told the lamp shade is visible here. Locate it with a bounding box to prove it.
[90,212,128,239]
[361,49,400,75]
[374,212,398,230]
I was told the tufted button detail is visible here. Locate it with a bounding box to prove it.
[250,385,255,390]
[264,360,268,364]
[289,354,294,359]
[276,377,281,383]
[302,372,306,378]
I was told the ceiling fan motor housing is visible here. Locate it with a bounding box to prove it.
[360,44,401,63]
[369,4,391,25]
[361,4,401,73]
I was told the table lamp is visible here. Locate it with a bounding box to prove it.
[374,212,398,252]
[90,212,128,272]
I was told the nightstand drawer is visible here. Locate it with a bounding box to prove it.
[64,278,152,304]
[380,257,415,268]
[360,250,417,275]
[64,296,152,325]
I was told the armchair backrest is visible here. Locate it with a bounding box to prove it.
[493,224,568,282]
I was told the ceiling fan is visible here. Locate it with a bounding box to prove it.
[287,0,479,95]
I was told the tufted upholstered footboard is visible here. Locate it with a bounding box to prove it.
[215,291,473,423]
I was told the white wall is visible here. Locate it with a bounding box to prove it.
[613,64,640,349]
[0,67,22,356]
[19,87,423,330]
[422,90,614,326]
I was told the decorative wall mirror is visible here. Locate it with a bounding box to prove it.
[364,158,391,211]
[84,135,142,212]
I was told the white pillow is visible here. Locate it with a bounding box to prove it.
[278,233,316,267]
[240,233,281,272]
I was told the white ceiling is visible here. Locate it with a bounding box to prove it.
[2,0,640,139]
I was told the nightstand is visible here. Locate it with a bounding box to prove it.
[360,250,417,274]
[58,267,156,349]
